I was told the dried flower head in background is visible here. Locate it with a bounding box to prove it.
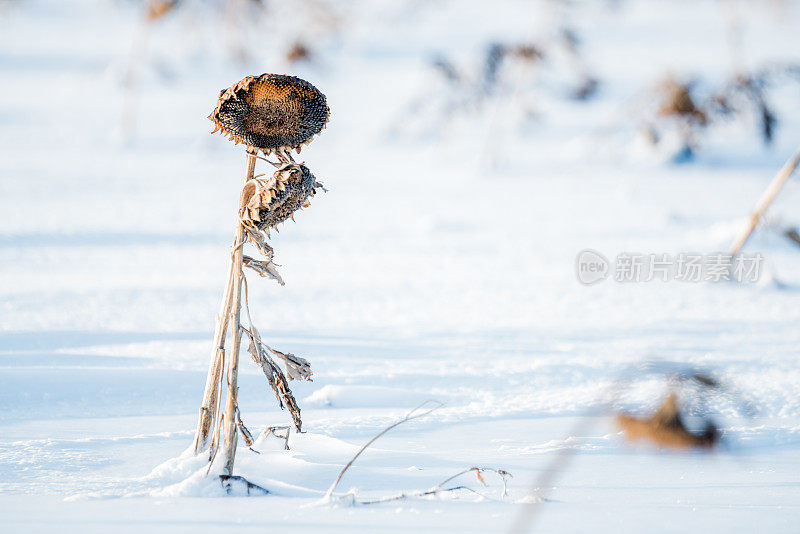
[616,393,719,450]
[286,42,312,63]
[210,74,330,155]
[657,78,707,125]
[146,0,178,22]
[640,65,800,160]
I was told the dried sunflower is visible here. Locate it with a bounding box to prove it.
[210,74,329,157]
[242,163,322,231]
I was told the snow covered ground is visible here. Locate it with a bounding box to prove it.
[1,0,800,531]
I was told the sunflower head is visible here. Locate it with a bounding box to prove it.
[210,74,329,154]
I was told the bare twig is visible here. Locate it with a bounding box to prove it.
[358,485,474,505]
[436,467,512,498]
[356,467,511,505]
[323,400,443,501]
[260,425,291,450]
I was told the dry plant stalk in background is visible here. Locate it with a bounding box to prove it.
[191,73,329,487]
[728,146,800,259]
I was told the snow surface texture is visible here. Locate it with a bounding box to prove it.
[1,0,800,532]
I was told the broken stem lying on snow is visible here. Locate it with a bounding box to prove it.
[436,467,513,498]
[324,400,444,500]
[358,485,475,505]
[343,466,512,506]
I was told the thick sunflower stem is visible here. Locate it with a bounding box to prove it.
[220,148,258,475]
[193,147,258,459]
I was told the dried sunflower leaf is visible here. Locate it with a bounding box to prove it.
[243,255,284,286]
[236,409,256,448]
[265,345,313,381]
[242,226,275,261]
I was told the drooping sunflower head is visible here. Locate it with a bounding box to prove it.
[210,74,329,154]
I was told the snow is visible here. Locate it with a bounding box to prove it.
[1,0,800,532]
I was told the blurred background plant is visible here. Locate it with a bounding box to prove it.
[8,0,790,168]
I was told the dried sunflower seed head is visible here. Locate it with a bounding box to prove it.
[210,74,329,153]
[242,164,320,230]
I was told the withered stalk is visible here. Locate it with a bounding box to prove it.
[193,253,235,453]
[220,147,258,475]
[193,148,258,469]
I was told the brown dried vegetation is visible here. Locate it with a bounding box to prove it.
[194,74,329,484]
[616,393,718,450]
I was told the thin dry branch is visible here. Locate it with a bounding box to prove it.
[358,485,475,505]
[436,467,513,498]
[260,425,291,450]
[324,400,444,501]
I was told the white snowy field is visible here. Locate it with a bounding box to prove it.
[1,0,800,532]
